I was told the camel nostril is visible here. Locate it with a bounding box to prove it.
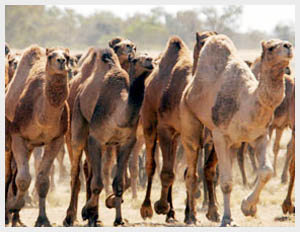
[57,58,65,64]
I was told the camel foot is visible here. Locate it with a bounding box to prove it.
[88,219,103,227]
[165,209,177,223]
[35,216,51,227]
[114,218,128,226]
[282,200,295,215]
[5,213,10,225]
[105,194,123,209]
[81,205,98,223]
[12,213,26,227]
[140,199,153,219]
[63,213,76,227]
[184,214,198,225]
[154,200,170,215]
[220,217,238,227]
[241,199,257,217]
[206,205,220,222]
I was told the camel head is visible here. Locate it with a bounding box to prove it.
[95,47,121,72]
[261,39,293,66]
[46,47,71,76]
[5,43,10,56]
[128,53,155,79]
[109,37,136,64]
[192,31,218,75]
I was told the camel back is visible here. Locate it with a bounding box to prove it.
[5,45,45,121]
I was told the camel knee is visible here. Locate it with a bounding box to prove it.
[160,170,175,187]
[16,171,31,192]
[185,172,198,191]
[221,181,232,194]
[258,166,273,182]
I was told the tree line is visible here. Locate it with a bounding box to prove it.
[6,5,295,51]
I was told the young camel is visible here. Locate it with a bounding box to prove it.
[5,45,71,226]
[63,37,136,226]
[180,35,293,226]
[140,32,218,224]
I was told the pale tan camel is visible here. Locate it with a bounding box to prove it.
[180,35,293,226]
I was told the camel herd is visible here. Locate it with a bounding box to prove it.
[4,31,295,227]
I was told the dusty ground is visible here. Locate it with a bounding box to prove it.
[7,129,295,227]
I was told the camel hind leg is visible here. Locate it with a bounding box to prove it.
[273,128,283,177]
[282,132,295,214]
[140,111,158,220]
[63,98,89,226]
[154,127,178,222]
[237,142,249,186]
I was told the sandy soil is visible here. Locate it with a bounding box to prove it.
[8,129,295,227]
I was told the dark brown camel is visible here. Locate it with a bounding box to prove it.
[64,49,153,226]
[140,31,218,224]
[63,37,136,226]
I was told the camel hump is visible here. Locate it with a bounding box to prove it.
[5,45,45,121]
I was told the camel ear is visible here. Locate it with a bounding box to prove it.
[5,44,10,56]
[261,40,267,51]
[46,48,52,56]
[109,37,123,48]
[196,32,201,43]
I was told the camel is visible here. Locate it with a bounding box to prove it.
[5,45,71,226]
[64,49,153,226]
[140,31,218,224]
[63,37,137,226]
[281,82,295,214]
[180,34,293,226]
[237,59,294,186]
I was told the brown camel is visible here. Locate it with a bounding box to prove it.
[180,35,293,226]
[140,31,218,224]
[5,45,71,226]
[64,49,153,226]
[63,37,136,226]
[281,82,295,214]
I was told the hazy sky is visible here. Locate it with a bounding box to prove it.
[56,5,295,33]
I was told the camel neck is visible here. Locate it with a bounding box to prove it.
[45,73,69,108]
[119,70,149,128]
[257,61,287,109]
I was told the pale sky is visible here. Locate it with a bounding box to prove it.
[55,5,295,33]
